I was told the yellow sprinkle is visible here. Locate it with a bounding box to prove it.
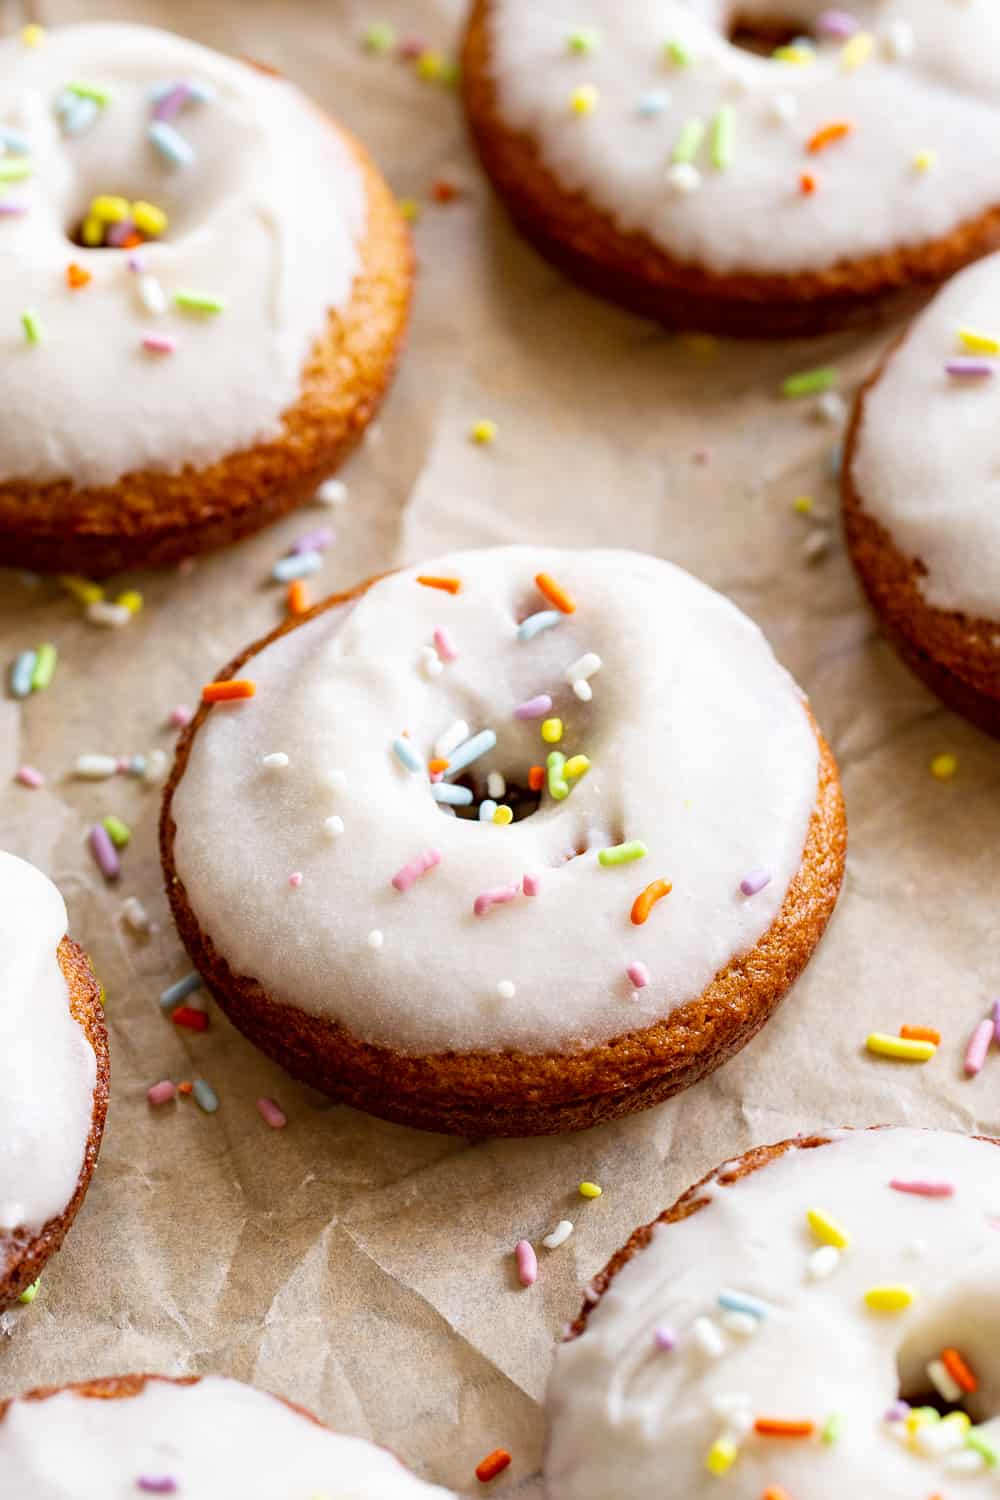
[913,148,937,173]
[59,574,104,605]
[959,327,1000,356]
[930,752,958,781]
[773,43,814,64]
[564,754,591,780]
[492,805,513,825]
[942,1411,972,1432]
[841,31,874,69]
[570,83,600,114]
[470,418,497,445]
[21,23,45,46]
[807,1208,851,1249]
[578,1181,602,1199]
[132,199,168,236]
[541,718,564,744]
[398,197,422,222]
[704,1438,738,1476]
[793,495,814,515]
[864,1284,914,1313]
[866,1032,937,1062]
[116,590,143,615]
[81,216,103,247]
[416,49,446,81]
[90,194,130,223]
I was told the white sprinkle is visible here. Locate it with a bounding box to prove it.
[719,1310,758,1337]
[487,771,506,800]
[122,896,151,933]
[75,753,118,779]
[262,752,289,769]
[710,1393,752,1421]
[692,1316,725,1358]
[315,477,348,507]
[419,646,443,678]
[327,769,347,793]
[882,18,914,58]
[667,162,701,195]
[926,1359,963,1405]
[769,92,798,124]
[566,652,602,685]
[86,600,132,628]
[324,815,345,837]
[143,748,170,785]
[806,1245,840,1280]
[366,929,384,950]
[813,390,847,425]
[572,680,593,702]
[542,1220,574,1250]
[138,273,167,316]
[497,980,516,1000]
[435,720,469,759]
[802,529,831,565]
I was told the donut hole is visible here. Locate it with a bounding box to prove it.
[64,183,186,250]
[727,13,816,54]
[895,1289,1000,1428]
[442,773,543,823]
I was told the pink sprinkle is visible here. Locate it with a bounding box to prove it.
[514,694,553,720]
[117,756,130,772]
[142,333,176,355]
[15,764,44,788]
[473,884,519,917]
[293,526,335,554]
[0,200,27,217]
[946,357,994,379]
[430,770,443,783]
[889,1179,955,1198]
[392,847,442,892]
[522,871,541,897]
[993,996,1000,1043]
[398,35,427,58]
[966,1017,994,1076]
[106,217,136,247]
[515,1239,538,1287]
[147,1080,177,1107]
[653,1324,676,1351]
[256,1096,287,1129]
[153,81,192,121]
[740,868,772,897]
[433,626,458,662]
[288,872,303,888]
[817,8,859,37]
[89,823,120,881]
[627,961,650,989]
[168,704,192,728]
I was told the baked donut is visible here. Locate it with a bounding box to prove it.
[462,1,1000,338]
[844,254,1000,734]
[0,23,411,576]
[546,1127,1000,1498]
[0,1373,455,1495]
[160,547,845,1137]
[0,850,109,1309]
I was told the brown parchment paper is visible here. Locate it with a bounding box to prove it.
[2,1,1000,1493]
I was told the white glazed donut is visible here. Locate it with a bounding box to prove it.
[546,1127,1000,1499]
[464,0,1000,334]
[0,1374,456,1498]
[162,547,845,1135]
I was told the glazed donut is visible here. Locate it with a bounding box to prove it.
[462,0,1000,337]
[844,252,1000,734]
[160,547,845,1137]
[0,24,411,575]
[0,850,109,1309]
[0,1373,455,1496]
[546,1127,1000,1499]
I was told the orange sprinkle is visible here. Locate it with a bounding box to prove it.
[754,1420,815,1440]
[177,1081,193,1096]
[201,679,256,703]
[799,172,817,196]
[942,1347,978,1393]
[807,120,853,154]
[763,1490,794,1500]
[528,764,545,792]
[630,879,672,926]
[428,758,450,773]
[66,262,92,289]
[287,579,311,616]
[417,574,461,594]
[900,1025,941,1045]
[120,232,143,249]
[535,571,576,614]
[475,1450,512,1484]
[432,178,459,203]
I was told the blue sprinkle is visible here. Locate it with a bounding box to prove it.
[829,443,843,481]
[478,799,497,822]
[192,1079,219,1113]
[187,79,217,104]
[517,610,562,641]
[10,649,37,699]
[62,96,99,136]
[148,120,194,167]
[159,971,203,1009]
[272,550,322,583]
[129,755,147,777]
[637,90,670,116]
[431,783,473,806]
[392,736,425,774]
[0,127,30,155]
[718,1289,772,1320]
[444,729,497,777]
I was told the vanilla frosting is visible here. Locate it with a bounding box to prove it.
[486,0,1000,276]
[0,1375,455,1498]
[546,1128,1000,1499]
[170,547,820,1056]
[851,252,1000,619]
[0,24,364,487]
[0,850,96,1241]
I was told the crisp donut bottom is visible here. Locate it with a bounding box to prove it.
[461,0,1000,340]
[159,576,846,1139]
[0,937,109,1310]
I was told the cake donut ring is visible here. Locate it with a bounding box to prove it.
[0,1373,456,1496]
[0,24,412,576]
[546,1127,1000,1499]
[160,547,845,1137]
[844,253,1000,735]
[462,0,1000,338]
[0,851,109,1310]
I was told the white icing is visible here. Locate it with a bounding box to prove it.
[170,547,820,1055]
[546,1128,1000,1499]
[851,251,1000,619]
[0,1375,454,1498]
[0,24,364,487]
[486,1,1000,276]
[0,851,96,1240]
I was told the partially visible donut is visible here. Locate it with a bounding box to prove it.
[462,0,1000,337]
[160,547,845,1136]
[0,24,412,575]
[0,1373,455,1496]
[0,850,109,1310]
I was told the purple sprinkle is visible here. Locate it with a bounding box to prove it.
[136,1479,178,1494]
[514,694,553,720]
[106,218,136,248]
[152,82,192,122]
[884,1400,910,1423]
[292,526,335,554]
[739,868,772,897]
[0,200,27,217]
[127,251,145,273]
[946,357,995,379]
[653,1324,677,1352]
[993,997,1000,1043]
[88,823,120,881]
[817,8,859,38]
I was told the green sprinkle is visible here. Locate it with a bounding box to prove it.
[363,21,395,52]
[30,642,57,691]
[18,1279,40,1305]
[440,59,461,86]
[968,1430,999,1467]
[102,815,132,848]
[781,365,838,398]
[568,27,600,54]
[174,290,225,315]
[821,1413,843,1445]
[67,80,111,106]
[0,158,33,183]
[546,750,569,802]
[710,106,734,170]
[665,38,691,65]
[21,308,42,346]
[672,117,705,165]
[598,841,648,867]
